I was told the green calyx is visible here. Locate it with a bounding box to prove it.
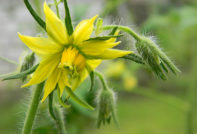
[136,36,180,80]
[97,88,118,128]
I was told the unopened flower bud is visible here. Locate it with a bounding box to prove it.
[96,88,118,128]
[20,52,35,82]
[135,36,180,80]
[95,18,103,36]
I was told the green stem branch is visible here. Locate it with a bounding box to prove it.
[54,0,60,18]
[22,82,44,134]
[95,71,108,90]
[0,56,18,65]
[102,25,141,41]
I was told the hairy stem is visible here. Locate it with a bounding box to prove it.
[102,25,141,41]
[95,71,108,90]
[54,106,67,134]
[22,82,44,134]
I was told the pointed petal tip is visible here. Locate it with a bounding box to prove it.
[90,15,99,23]
[21,84,28,88]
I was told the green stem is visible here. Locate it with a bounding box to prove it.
[54,0,60,18]
[22,82,44,134]
[24,0,46,30]
[95,71,108,90]
[0,56,18,65]
[54,106,67,134]
[49,92,56,120]
[102,25,141,41]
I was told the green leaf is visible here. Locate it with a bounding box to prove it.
[65,86,94,110]
[63,0,73,35]
[2,64,39,81]
[86,34,123,41]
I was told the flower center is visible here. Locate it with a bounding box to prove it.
[59,46,86,74]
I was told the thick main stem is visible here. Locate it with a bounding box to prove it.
[22,82,44,134]
[102,25,141,41]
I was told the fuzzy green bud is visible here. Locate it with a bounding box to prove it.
[135,36,180,80]
[20,52,35,82]
[96,88,118,128]
[95,18,103,36]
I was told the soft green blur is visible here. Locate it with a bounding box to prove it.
[0,0,197,134]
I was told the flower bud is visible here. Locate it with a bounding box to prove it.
[135,36,180,80]
[96,88,118,128]
[95,18,103,36]
[20,52,35,82]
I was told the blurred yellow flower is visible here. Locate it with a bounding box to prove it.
[18,2,132,102]
[123,75,137,91]
[104,60,125,78]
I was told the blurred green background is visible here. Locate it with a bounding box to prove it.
[0,0,197,134]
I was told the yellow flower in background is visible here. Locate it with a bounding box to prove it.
[18,2,132,102]
[104,60,125,78]
[123,75,137,91]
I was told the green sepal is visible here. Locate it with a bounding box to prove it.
[65,86,94,110]
[86,34,123,41]
[2,64,39,81]
[63,0,74,35]
[24,0,46,30]
[160,62,168,73]
[57,88,71,108]
[89,71,95,91]
[121,53,145,64]
[48,91,56,120]
[109,27,118,35]
[86,64,95,92]
[95,18,103,36]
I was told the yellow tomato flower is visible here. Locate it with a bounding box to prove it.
[18,2,132,102]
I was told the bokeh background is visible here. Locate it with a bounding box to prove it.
[0,0,197,134]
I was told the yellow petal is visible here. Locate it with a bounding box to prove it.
[58,70,69,97]
[86,59,102,70]
[97,49,133,59]
[44,2,69,44]
[80,40,121,56]
[41,68,62,102]
[18,33,63,57]
[22,54,61,87]
[73,15,98,45]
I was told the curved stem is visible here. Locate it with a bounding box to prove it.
[102,25,141,41]
[22,82,44,134]
[95,71,108,90]
[24,0,46,30]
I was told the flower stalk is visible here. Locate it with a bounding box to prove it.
[22,82,44,134]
